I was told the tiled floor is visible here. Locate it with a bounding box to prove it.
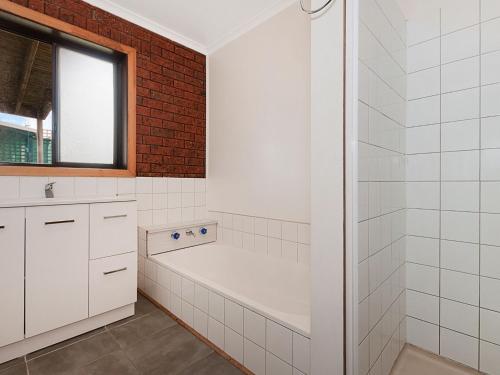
[391,345,480,375]
[0,294,243,375]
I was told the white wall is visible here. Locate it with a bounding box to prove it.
[310,0,345,373]
[208,4,311,223]
[356,0,407,374]
[404,1,500,372]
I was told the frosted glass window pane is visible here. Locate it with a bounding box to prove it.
[58,47,114,164]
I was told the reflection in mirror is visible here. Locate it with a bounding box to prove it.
[0,29,52,164]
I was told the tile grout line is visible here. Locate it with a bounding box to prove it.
[24,328,108,363]
[25,310,154,365]
[406,260,500,282]
[365,82,372,371]
[359,282,406,345]
[407,147,500,155]
[407,287,500,317]
[358,96,406,129]
[407,14,500,49]
[359,18,406,75]
[358,139,405,156]
[102,323,143,375]
[373,0,407,46]
[438,7,443,357]
[478,0,483,369]
[407,113,500,130]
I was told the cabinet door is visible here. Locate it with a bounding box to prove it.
[0,208,25,347]
[25,205,89,337]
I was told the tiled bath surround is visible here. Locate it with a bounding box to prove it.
[357,0,407,374]
[141,258,311,375]
[405,1,500,372]
[208,211,311,266]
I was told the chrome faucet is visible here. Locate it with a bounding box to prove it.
[45,182,56,198]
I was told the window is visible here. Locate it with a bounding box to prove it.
[57,47,116,165]
[0,3,136,176]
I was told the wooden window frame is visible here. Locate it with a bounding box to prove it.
[0,0,136,177]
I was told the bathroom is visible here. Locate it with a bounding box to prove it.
[0,0,498,374]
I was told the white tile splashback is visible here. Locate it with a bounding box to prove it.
[0,176,207,227]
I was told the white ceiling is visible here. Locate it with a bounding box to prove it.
[84,0,297,54]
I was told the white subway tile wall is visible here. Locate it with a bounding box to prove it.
[142,258,310,375]
[207,211,311,266]
[405,1,500,371]
[358,0,407,374]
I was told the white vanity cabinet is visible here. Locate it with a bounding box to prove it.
[25,204,90,338]
[0,208,25,347]
[0,198,137,364]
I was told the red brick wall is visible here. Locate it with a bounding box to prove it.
[9,0,206,177]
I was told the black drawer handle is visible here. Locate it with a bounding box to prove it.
[45,220,75,225]
[103,214,127,220]
[103,267,127,275]
[0,225,5,229]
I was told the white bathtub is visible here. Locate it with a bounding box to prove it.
[152,243,310,336]
[143,243,311,374]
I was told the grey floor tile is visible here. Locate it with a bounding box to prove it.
[124,325,213,374]
[177,353,243,375]
[0,363,28,375]
[106,294,158,330]
[28,332,120,375]
[109,310,177,349]
[27,327,106,360]
[135,294,157,317]
[81,351,139,375]
[2,293,243,375]
[0,357,25,373]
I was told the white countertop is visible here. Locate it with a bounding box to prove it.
[0,196,136,208]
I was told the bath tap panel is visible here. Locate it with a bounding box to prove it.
[139,220,217,256]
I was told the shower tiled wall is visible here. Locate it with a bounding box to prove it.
[405,1,500,373]
[357,0,407,374]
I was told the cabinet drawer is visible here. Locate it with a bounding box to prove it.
[0,207,25,347]
[89,252,137,317]
[90,201,137,259]
[26,204,89,338]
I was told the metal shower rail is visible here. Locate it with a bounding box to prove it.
[300,0,336,14]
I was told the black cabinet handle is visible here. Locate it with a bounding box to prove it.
[103,267,127,275]
[103,214,127,220]
[44,219,75,225]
